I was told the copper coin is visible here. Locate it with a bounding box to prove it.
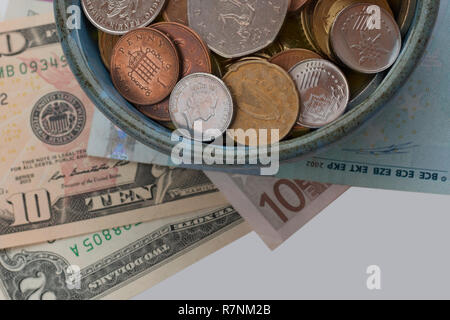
[162,0,188,25]
[81,0,166,35]
[98,30,120,70]
[224,60,299,146]
[135,22,211,121]
[288,0,310,12]
[269,48,322,72]
[330,3,402,73]
[111,28,180,105]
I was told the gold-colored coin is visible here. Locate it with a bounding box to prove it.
[277,14,316,51]
[299,0,322,53]
[158,120,177,130]
[388,0,416,36]
[254,40,285,59]
[222,56,267,73]
[223,60,300,146]
[98,30,120,70]
[210,53,231,78]
[344,68,377,99]
[311,0,394,58]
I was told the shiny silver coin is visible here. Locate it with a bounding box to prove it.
[289,59,350,128]
[169,73,234,142]
[188,0,289,59]
[81,0,166,35]
[330,3,402,74]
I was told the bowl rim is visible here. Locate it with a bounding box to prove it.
[54,0,440,168]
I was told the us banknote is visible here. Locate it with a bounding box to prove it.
[0,206,250,300]
[3,0,52,19]
[206,172,348,249]
[0,13,227,249]
[88,3,449,195]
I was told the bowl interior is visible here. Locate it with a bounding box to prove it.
[54,0,440,167]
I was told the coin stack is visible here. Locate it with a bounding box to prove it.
[82,0,410,146]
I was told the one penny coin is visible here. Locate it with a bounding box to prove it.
[111,28,180,105]
[136,22,211,121]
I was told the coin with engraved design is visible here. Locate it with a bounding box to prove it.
[289,59,349,128]
[169,73,234,142]
[224,60,299,146]
[111,28,180,105]
[136,22,211,121]
[188,0,290,58]
[81,0,166,35]
[330,3,401,73]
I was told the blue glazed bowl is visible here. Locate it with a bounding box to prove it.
[54,0,440,169]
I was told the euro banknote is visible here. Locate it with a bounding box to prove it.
[206,172,348,249]
[0,13,227,248]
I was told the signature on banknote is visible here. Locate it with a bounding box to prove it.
[342,142,419,156]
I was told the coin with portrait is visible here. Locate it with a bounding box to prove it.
[169,73,234,142]
[82,0,166,35]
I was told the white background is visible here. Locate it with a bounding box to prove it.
[135,187,449,299]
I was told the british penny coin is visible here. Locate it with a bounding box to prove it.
[162,0,188,25]
[269,48,322,72]
[311,0,393,58]
[169,73,234,142]
[224,60,299,146]
[81,0,166,35]
[136,22,211,121]
[188,0,290,58]
[110,28,180,105]
[330,3,402,73]
[289,59,349,128]
[98,30,120,70]
[288,0,310,13]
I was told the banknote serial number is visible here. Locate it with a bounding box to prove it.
[0,55,67,78]
[69,223,142,258]
[0,93,7,106]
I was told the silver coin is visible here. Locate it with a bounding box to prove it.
[81,0,166,35]
[188,0,289,59]
[330,3,402,74]
[169,73,234,142]
[289,59,350,128]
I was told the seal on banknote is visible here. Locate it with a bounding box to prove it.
[30,92,86,145]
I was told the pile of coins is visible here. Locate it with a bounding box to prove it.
[82,0,412,146]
